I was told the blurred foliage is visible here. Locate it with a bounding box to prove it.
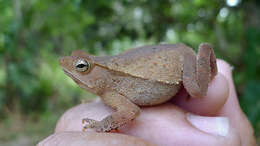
[0,0,259,141]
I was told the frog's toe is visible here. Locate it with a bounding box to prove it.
[82,118,97,125]
[82,118,99,131]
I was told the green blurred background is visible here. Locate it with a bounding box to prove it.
[0,0,259,145]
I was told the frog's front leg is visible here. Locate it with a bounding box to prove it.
[83,91,140,132]
[182,43,218,98]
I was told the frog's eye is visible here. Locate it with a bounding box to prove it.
[74,59,91,72]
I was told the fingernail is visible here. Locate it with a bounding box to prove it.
[217,59,233,76]
[186,113,229,137]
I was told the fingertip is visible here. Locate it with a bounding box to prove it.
[216,59,233,79]
[173,72,229,116]
[216,60,257,146]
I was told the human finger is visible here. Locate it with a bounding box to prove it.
[216,59,256,146]
[55,101,240,146]
[37,131,154,146]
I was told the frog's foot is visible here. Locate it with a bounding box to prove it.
[82,117,118,132]
[183,43,217,98]
[82,118,100,132]
[82,92,141,132]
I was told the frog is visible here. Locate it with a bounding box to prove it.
[59,43,217,132]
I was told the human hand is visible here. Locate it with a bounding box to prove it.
[37,60,256,146]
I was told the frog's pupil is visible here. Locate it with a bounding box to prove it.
[77,64,87,68]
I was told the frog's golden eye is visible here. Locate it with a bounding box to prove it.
[74,59,90,72]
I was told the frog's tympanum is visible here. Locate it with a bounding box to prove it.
[59,43,217,132]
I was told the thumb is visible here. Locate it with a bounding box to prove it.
[217,60,256,146]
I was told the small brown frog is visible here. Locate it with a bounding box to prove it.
[59,43,217,132]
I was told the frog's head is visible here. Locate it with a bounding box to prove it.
[59,50,107,94]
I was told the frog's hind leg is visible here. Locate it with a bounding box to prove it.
[182,43,217,98]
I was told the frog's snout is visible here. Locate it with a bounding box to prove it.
[59,56,73,66]
[59,56,73,70]
[59,57,66,66]
[59,56,78,72]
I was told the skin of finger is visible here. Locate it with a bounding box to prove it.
[172,72,229,116]
[55,99,113,133]
[55,102,240,146]
[216,59,256,146]
[121,104,241,146]
[37,131,154,146]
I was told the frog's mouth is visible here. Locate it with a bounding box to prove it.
[62,69,75,80]
[62,69,92,90]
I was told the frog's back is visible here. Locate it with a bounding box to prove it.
[93,44,194,84]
